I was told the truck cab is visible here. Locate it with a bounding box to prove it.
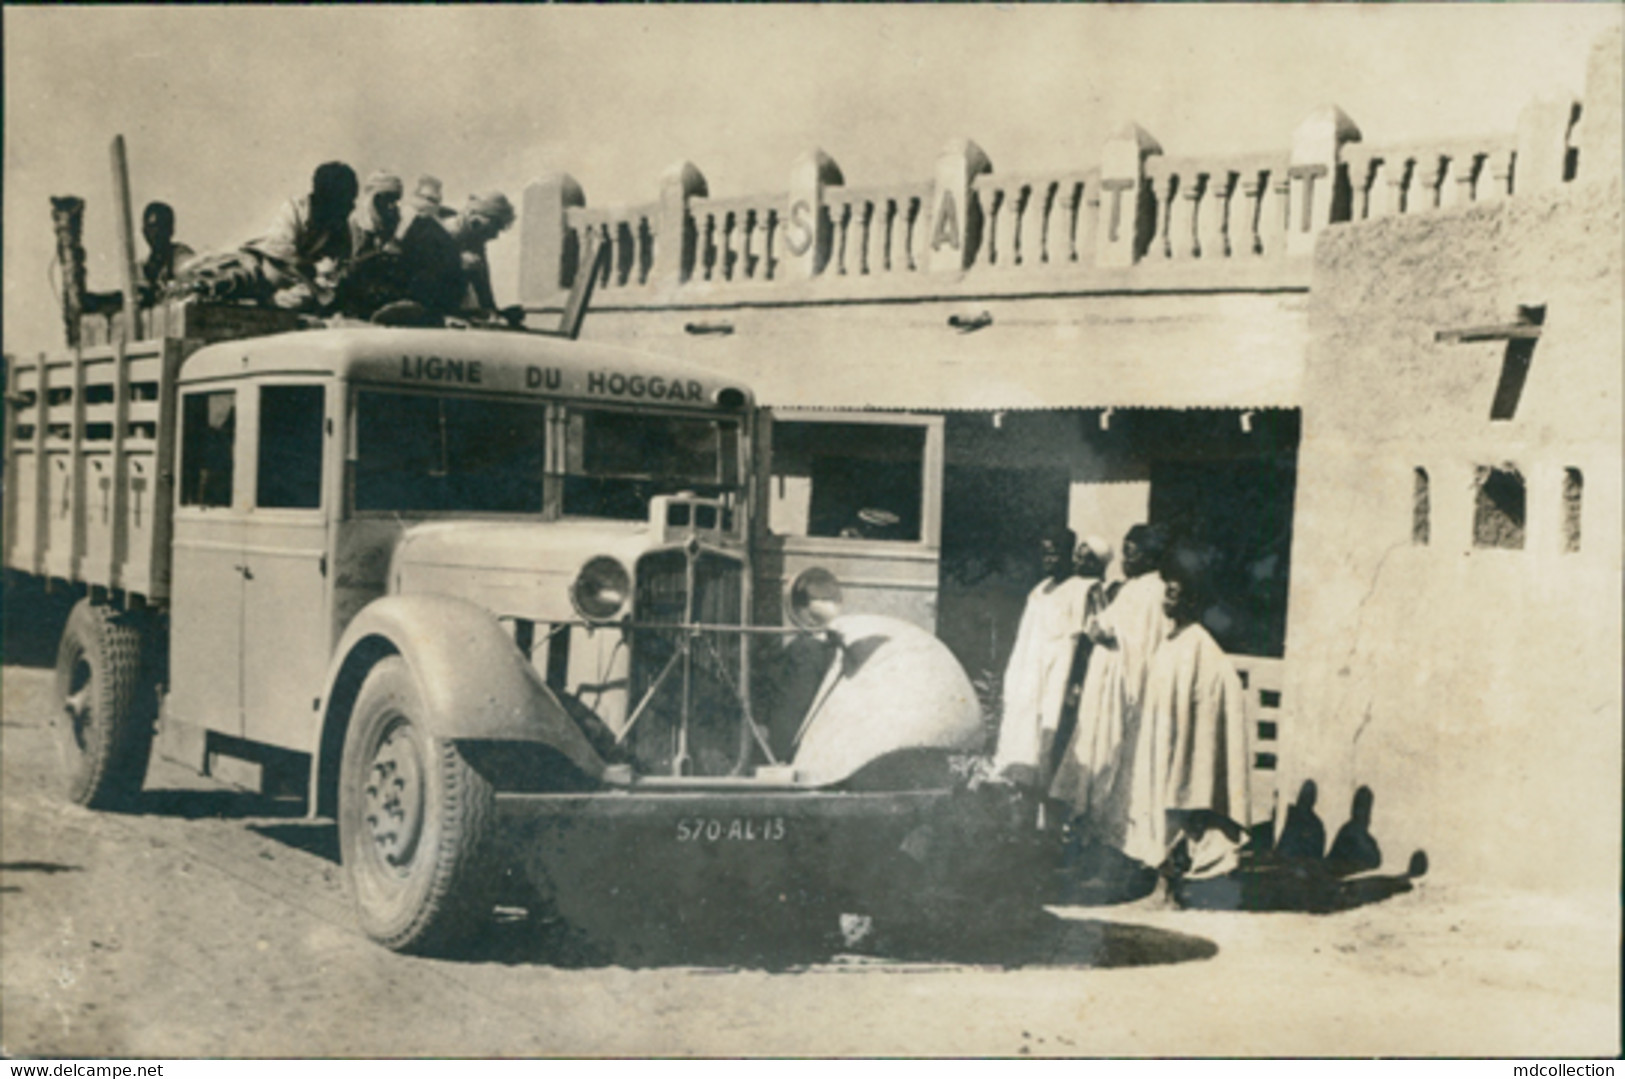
[163,328,754,777]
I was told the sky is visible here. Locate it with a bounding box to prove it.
[4,4,1619,352]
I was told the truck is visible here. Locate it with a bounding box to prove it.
[1,147,1045,956]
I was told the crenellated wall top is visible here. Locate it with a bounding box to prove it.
[518,67,1602,313]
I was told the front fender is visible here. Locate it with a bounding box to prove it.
[315,594,606,805]
[789,614,985,787]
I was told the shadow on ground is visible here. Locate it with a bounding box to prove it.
[425,904,1220,973]
[1056,829,1427,916]
[130,786,307,822]
[1176,858,1425,914]
[249,820,341,863]
[0,861,84,897]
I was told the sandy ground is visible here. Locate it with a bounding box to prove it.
[0,662,1618,1059]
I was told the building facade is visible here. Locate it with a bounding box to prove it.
[514,32,1620,877]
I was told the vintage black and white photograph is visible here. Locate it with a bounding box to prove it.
[1,4,1620,1060]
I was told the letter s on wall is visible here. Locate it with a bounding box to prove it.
[783,199,814,256]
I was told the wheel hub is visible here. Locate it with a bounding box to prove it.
[62,657,93,752]
[362,720,425,873]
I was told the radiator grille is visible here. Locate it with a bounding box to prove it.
[629,548,746,776]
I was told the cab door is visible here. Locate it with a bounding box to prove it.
[239,381,334,751]
[754,409,943,631]
[169,384,248,736]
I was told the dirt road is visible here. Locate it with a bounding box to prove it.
[1,663,1617,1058]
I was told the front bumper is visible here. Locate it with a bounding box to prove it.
[494,785,1049,926]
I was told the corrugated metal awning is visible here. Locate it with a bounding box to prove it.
[736,345,1302,411]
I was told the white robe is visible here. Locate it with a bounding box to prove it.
[1049,572,1172,844]
[991,575,1096,782]
[1120,620,1252,869]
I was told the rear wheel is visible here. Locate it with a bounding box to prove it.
[338,657,497,954]
[53,599,155,809]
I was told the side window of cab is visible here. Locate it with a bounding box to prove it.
[769,420,927,542]
[256,384,325,510]
[179,389,237,508]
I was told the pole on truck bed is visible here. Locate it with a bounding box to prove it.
[110,136,141,342]
[556,229,609,341]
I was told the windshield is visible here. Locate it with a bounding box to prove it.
[354,390,547,513]
[563,407,741,520]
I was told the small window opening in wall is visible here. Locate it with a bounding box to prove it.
[1564,104,1581,182]
[1562,468,1583,553]
[1473,465,1525,550]
[1412,467,1431,545]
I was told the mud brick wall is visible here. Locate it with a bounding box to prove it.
[1281,143,1622,893]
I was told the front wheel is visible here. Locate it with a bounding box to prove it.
[338,657,497,953]
[53,599,156,809]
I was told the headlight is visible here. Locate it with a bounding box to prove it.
[785,566,843,631]
[570,556,632,623]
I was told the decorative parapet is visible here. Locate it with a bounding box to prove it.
[1344,135,1520,218]
[519,83,1594,312]
[1143,151,1289,263]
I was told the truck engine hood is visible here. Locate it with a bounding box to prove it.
[389,519,654,624]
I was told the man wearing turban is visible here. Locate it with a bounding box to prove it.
[446,191,517,316]
[1050,523,1173,848]
[349,170,404,262]
[1047,535,1116,778]
[991,526,1098,791]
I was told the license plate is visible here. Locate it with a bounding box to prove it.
[674,817,787,843]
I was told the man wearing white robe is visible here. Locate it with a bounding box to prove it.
[991,528,1095,788]
[1050,524,1172,846]
[1047,536,1116,777]
[1121,551,1252,878]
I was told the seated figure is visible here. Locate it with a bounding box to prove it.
[138,201,195,305]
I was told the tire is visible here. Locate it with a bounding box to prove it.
[53,599,156,809]
[337,656,497,954]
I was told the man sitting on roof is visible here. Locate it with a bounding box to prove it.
[241,161,360,312]
[137,201,194,306]
[349,170,403,262]
[383,175,466,322]
[333,171,409,319]
[444,191,517,320]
